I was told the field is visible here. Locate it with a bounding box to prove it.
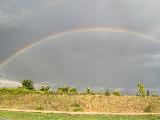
[0,88,160,113]
[0,111,160,120]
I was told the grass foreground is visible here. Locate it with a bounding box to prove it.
[0,111,160,120]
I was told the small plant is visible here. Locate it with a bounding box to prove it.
[137,82,146,97]
[21,79,34,90]
[69,87,78,95]
[112,90,121,96]
[143,105,152,113]
[73,107,83,112]
[36,105,44,110]
[104,89,110,96]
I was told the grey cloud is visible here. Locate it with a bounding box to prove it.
[1,0,160,89]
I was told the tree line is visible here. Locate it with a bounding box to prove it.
[19,79,155,97]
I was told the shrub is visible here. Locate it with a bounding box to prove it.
[0,87,36,94]
[21,79,34,90]
[112,90,121,96]
[104,89,110,96]
[36,105,44,110]
[143,105,152,113]
[56,86,70,94]
[69,87,78,95]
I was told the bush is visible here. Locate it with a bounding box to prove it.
[143,105,152,113]
[21,79,34,90]
[104,89,110,96]
[69,87,78,95]
[56,86,70,94]
[36,105,44,110]
[0,87,36,94]
[112,90,121,96]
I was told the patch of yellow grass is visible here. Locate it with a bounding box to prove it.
[0,94,160,113]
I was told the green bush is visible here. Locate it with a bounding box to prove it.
[21,79,34,90]
[69,87,78,95]
[56,86,70,94]
[112,90,121,96]
[36,105,44,110]
[0,87,36,94]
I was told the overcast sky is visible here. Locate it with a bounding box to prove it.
[0,0,160,89]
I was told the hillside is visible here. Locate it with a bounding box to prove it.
[0,90,160,113]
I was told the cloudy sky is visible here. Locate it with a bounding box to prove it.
[0,0,160,89]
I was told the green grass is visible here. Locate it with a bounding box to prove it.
[0,111,160,120]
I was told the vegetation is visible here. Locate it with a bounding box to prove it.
[40,82,50,92]
[1,89,160,113]
[56,86,78,95]
[0,81,160,113]
[0,111,160,120]
[68,87,78,95]
[56,86,70,94]
[21,79,34,90]
[0,87,37,94]
[104,89,110,96]
[112,90,121,96]
[85,87,94,95]
[137,82,147,97]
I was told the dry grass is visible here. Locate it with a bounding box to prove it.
[0,93,160,113]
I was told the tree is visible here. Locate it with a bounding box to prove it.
[40,82,50,91]
[137,82,146,97]
[21,79,34,90]
[85,87,94,94]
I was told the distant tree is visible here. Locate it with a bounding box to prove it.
[112,90,121,96]
[21,79,34,90]
[137,82,146,97]
[40,82,50,91]
[57,86,70,94]
[85,87,94,94]
[69,87,78,94]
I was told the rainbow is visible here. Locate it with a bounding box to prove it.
[0,27,159,69]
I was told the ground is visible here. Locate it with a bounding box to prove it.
[0,111,160,120]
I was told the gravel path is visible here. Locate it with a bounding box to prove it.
[0,109,160,115]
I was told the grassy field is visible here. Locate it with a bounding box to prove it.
[0,111,160,120]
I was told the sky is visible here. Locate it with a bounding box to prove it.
[0,0,160,89]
